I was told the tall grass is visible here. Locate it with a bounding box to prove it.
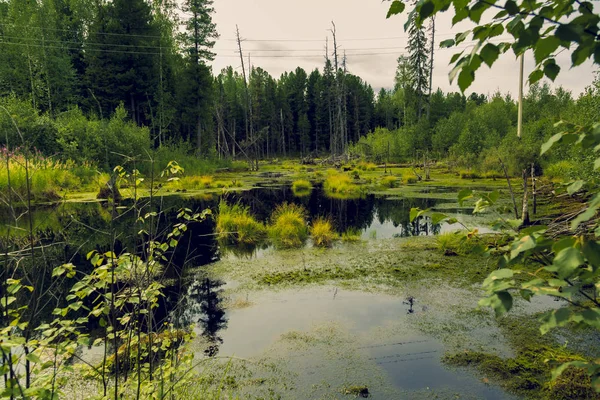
[310,217,337,247]
[357,161,377,171]
[323,173,362,198]
[341,227,362,242]
[268,202,308,248]
[380,175,399,188]
[0,146,97,201]
[292,179,312,196]
[216,201,266,245]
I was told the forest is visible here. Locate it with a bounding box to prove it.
[1,0,600,399]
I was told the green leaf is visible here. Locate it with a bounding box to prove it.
[583,240,600,268]
[430,212,449,225]
[540,308,571,334]
[567,180,585,195]
[541,132,563,155]
[419,1,435,19]
[458,68,475,92]
[552,247,584,279]
[528,69,544,84]
[505,0,519,15]
[511,235,537,259]
[480,43,499,67]
[440,39,455,48]
[555,24,582,43]
[571,203,598,231]
[572,43,592,66]
[458,188,473,206]
[483,268,514,286]
[386,1,406,18]
[25,353,41,364]
[469,1,489,23]
[543,62,561,81]
[534,36,560,64]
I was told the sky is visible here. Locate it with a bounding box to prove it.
[207,0,597,97]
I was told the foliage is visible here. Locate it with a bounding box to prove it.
[268,202,308,249]
[216,200,266,245]
[0,163,210,399]
[310,217,337,247]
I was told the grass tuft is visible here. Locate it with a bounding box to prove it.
[341,227,362,242]
[310,217,337,247]
[380,175,399,188]
[268,202,308,249]
[216,200,266,245]
[323,173,362,198]
[292,179,312,196]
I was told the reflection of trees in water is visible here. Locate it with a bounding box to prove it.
[183,277,228,357]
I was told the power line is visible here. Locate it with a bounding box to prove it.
[0,40,162,55]
[0,21,163,39]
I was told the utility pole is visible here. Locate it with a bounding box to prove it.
[427,16,435,121]
[236,25,253,169]
[517,53,524,139]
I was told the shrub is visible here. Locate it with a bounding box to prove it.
[310,217,337,247]
[341,227,362,242]
[545,160,578,181]
[380,175,399,188]
[216,201,266,244]
[230,160,250,172]
[268,202,308,248]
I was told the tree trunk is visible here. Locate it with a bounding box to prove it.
[521,169,530,226]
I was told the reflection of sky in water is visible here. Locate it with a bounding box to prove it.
[196,287,515,400]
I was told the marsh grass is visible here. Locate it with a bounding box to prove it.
[341,227,362,242]
[323,173,363,198]
[380,175,399,188]
[459,170,482,179]
[403,175,418,184]
[435,232,481,255]
[268,202,308,249]
[357,161,377,171]
[310,217,337,247]
[0,147,97,201]
[292,179,312,193]
[170,175,242,191]
[216,201,266,245]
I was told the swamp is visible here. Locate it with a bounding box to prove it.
[1,0,600,399]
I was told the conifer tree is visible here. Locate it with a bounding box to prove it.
[406,11,429,120]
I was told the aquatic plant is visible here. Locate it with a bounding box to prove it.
[403,175,418,184]
[268,202,308,248]
[216,201,266,244]
[357,161,377,171]
[292,179,312,196]
[310,217,337,247]
[323,173,362,197]
[380,175,399,188]
[341,227,362,242]
[459,170,482,179]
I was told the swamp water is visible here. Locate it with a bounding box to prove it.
[3,184,526,399]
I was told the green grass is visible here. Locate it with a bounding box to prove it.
[0,149,98,202]
[459,170,482,179]
[310,217,337,247]
[357,161,377,171]
[292,179,312,196]
[341,227,362,242]
[379,175,399,188]
[402,175,418,184]
[323,173,363,198]
[216,201,266,245]
[268,202,308,249]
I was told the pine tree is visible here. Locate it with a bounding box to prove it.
[406,11,429,120]
[180,0,219,155]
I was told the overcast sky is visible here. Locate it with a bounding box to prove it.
[206,0,597,97]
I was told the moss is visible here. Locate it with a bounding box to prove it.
[443,315,598,399]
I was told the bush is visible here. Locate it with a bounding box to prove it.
[545,160,578,181]
[230,160,250,172]
[310,217,337,247]
[216,201,266,245]
[380,175,399,188]
[268,202,308,249]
